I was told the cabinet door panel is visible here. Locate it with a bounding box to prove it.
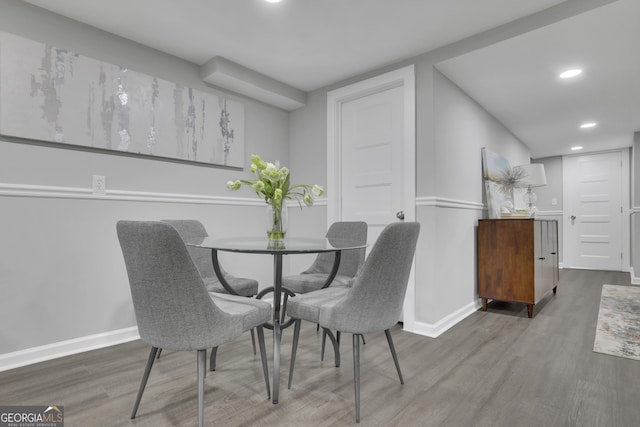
[549,221,559,284]
[478,220,534,304]
[478,219,559,316]
[534,221,545,303]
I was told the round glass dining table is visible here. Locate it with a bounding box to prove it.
[189,236,367,404]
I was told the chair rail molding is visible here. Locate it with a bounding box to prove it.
[0,182,326,207]
[536,210,564,217]
[416,196,486,211]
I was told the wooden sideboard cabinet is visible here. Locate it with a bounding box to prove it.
[477,219,559,318]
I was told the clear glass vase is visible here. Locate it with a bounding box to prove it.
[266,203,287,240]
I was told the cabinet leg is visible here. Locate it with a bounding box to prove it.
[526,304,534,318]
[482,298,488,311]
[553,286,557,295]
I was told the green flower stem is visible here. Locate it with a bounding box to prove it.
[268,202,285,240]
[226,154,325,239]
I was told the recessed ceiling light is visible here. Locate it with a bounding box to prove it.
[571,146,583,151]
[560,69,582,79]
[265,0,282,3]
[580,122,597,129]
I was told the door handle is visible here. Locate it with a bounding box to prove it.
[569,215,576,225]
[396,211,405,221]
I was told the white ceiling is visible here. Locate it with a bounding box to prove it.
[437,0,640,158]
[21,0,640,159]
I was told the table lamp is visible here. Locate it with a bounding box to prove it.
[518,163,547,217]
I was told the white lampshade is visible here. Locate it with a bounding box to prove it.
[519,163,547,187]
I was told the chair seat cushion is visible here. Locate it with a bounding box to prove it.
[282,273,353,294]
[286,287,350,323]
[210,293,271,332]
[203,276,259,297]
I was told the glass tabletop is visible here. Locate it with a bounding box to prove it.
[189,236,367,254]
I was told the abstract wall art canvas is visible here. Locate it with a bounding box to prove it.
[481,147,511,219]
[0,31,244,168]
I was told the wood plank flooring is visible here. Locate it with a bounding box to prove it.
[1,269,639,426]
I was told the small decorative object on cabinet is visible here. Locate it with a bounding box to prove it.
[477,219,559,318]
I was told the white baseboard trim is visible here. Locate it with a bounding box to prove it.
[404,299,482,338]
[0,326,140,373]
[630,267,640,285]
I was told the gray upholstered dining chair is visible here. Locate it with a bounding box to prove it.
[162,219,258,297]
[281,221,367,294]
[286,221,420,423]
[162,219,259,369]
[117,221,271,427]
[281,221,368,358]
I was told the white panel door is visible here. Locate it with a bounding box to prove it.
[340,85,404,245]
[563,152,622,270]
[327,65,415,329]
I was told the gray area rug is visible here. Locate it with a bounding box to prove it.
[593,284,640,361]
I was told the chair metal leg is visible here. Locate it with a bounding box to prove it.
[322,328,341,367]
[257,326,271,398]
[131,346,158,419]
[353,334,361,423]
[273,320,282,403]
[322,330,351,362]
[197,349,206,427]
[209,346,218,371]
[321,328,326,361]
[156,348,163,359]
[281,293,290,324]
[250,328,257,355]
[385,329,404,384]
[288,319,302,389]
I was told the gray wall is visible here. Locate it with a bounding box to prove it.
[285,3,617,329]
[0,1,295,359]
[2,0,629,365]
[285,0,627,327]
[428,69,530,325]
[289,55,530,333]
[632,133,640,281]
[532,156,563,212]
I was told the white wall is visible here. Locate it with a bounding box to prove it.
[0,1,292,367]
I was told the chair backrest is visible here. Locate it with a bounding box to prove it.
[321,222,420,334]
[161,219,216,279]
[117,221,241,350]
[304,221,368,278]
